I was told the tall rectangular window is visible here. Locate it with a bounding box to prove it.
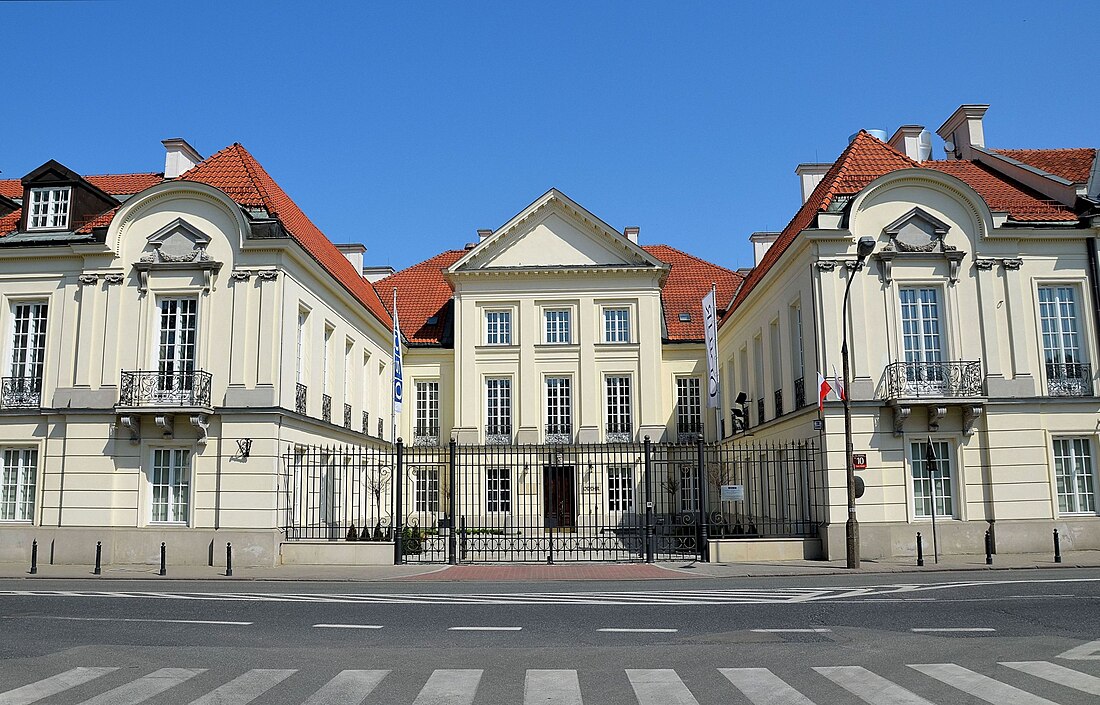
[9,301,48,402]
[296,309,308,384]
[544,309,571,344]
[679,465,699,513]
[150,448,190,523]
[344,340,353,401]
[607,466,634,512]
[486,378,512,436]
[486,467,512,513]
[899,287,945,394]
[790,302,804,381]
[28,187,71,230]
[0,448,37,521]
[415,381,440,435]
[603,308,630,343]
[911,440,952,518]
[605,376,632,437]
[158,298,197,403]
[546,377,572,436]
[1039,286,1089,395]
[413,467,440,512]
[1053,438,1096,514]
[676,377,702,435]
[485,310,512,345]
[322,325,333,395]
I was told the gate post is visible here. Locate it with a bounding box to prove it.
[644,436,655,563]
[697,437,710,562]
[394,439,404,565]
[448,438,458,565]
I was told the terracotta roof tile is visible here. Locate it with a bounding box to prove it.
[0,181,20,200]
[85,173,164,194]
[376,250,465,345]
[924,160,1078,221]
[642,244,743,341]
[993,148,1096,184]
[0,211,19,235]
[179,144,393,329]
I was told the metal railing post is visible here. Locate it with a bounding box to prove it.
[916,532,924,567]
[94,541,102,575]
[395,439,404,565]
[697,437,709,562]
[159,542,166,576]
[984,530,993,565]
[30,539,37,575]
[448,438,458,565]
[644,436,655,563]
[225,542,233,577]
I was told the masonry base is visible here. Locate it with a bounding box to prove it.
[280,541,395,566]
[709,538,822,562]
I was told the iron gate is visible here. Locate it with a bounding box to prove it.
[281,438,823,564]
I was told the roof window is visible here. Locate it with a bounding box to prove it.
[28,186,71,230]
[678,313,692,322]
[426,316,439,325]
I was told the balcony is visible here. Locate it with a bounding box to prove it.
[756,398,765,425]
[883,361,983,400]
[322,394,332,423]
[545,423,572,445]
[605,422,632,443]
[343,403,352,430]
[677,421,703,444]
[1,377,41,409]
[377,416,384,439]
[1046,362,1093,397]
[414,425,440,447]
[794,377,806,409]
[486,423,512,445]
[295,383,307,415]
[774,388,784,417]
[362,410,370,435]
[119,370,212,409]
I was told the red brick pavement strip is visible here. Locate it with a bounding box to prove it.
[396,564,696,581]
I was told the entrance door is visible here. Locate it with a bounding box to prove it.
[543,465,576,530]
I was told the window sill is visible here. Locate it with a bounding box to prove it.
[0,519,33,524]
[148,521,190,527]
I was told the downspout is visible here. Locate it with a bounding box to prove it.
[1086,238,1100,354]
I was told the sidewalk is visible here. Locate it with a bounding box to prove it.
[1,550,1098,583]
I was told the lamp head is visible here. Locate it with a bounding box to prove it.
[734,391,748,405]
[856,236,876,260]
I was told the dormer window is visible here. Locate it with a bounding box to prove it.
[28,187,71,230]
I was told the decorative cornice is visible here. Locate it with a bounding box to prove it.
[103,273,124,284]
[256,269,279,281]
[1001,258,1023,270]
[814,260,837,271]
[77,274,99,285]
[974,259,996,270]
[230,270,252,281]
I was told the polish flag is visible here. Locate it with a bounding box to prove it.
[832,365,847,402]
[818,372,833,410]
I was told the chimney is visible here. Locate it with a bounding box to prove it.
[795,164,831,203]
[936,104,989,160]
[335,243,367,273]
[162,138,203,178]
[361,265,395,283]
[888,125,933,162]
[477,229,493,242]
[749,231,780,266]
[624,226,640,244]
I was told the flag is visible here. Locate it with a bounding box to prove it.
[392,289,403,415]
[832,365,846,401]
[818,372,832,410]
[702,286,719,408]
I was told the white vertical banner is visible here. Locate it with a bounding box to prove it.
[392,289,403,415]
[702,285,719,409]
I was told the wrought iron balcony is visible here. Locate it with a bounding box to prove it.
[119,370,212,408]
[322,394,332,423]
[605,422,633,443]
[362,410,369,434]
[295,383,307,415]
[545,423,572,444]
[1046,362,1094,397]
[1,377,41,409]
[486,423,512,445]
[414,425,440,446]
[794,377,806,409]
[343,403,352,429]
[677,420,703,444]
[883,360,983,400]
[377,416,384,438]
[756,398,765,424]
[774,388,784,417]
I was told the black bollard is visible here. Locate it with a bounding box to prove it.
[225,542,233,577]
[94,541,102,575]
[916,532,924,567]
[159,542,166,576]
[30,539,38,575]
[1054,528,1063,564]
[984,530,993,565]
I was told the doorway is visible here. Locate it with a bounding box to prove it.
[543,465,576,530]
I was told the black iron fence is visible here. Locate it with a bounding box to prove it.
[281,437,823,564]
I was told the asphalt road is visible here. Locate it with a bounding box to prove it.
[2,568,1099,704]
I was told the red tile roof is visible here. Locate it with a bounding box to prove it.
[376,250,466,344]
[992,148,1096,184]
[924,160,1078,221]
[0,181,21,200]
[85,172,164,194]
[641,244,743,341]
[179,144,393,329]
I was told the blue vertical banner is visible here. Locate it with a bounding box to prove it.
[392,288,403,415]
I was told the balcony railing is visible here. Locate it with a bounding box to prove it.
[377,416,384,439]
[677,420,703,444]
[486,423,512,445]
[1,377,41,409]
[344,403,352,430]
[296,383,307,415]
[794,377,806,409]
[883,360,983,400]
[1047,362,1094,397]
[774,388,784,417]
[606,422,633,443]
[119,370,212,408]
[545,423,572,444]
[756,398,765,424]
[362,410,370,434]
[322,394,332,423]
[414,425,440,446]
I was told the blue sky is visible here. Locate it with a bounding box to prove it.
[3,1,1097,272]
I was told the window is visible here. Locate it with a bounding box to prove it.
[486,467,512,513]
[607,466,634,512]
[1039,286,1089,395]
[157,298,197,403]
[486,377,512,436]
[413,467,440,513]
[900,287,945,394]
[28,187,71,230]
[603,308,630,343]
[1053,438,1096,514]
[150,448,190,523]
[344,340,353,401]
[790,302,804,381]
[546,377,572,436]
[679,464,699,513]
[296,309,308,384]
[9,301,48,403]
[605,376,632,437]
[485,310,512,345]
[322,325,334,395]
[544,309,572,344]
[1,448,37,521]
[415,380,440,436]
[911,440,953,518]
[676,377,702,435]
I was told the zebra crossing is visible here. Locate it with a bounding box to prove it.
[2,661,1098,704]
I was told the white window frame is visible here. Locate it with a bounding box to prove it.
[486,467,512,514]
[544,309,572,344]
[910,439,955,519]
[1037,284,1090,395]
[1053,437,1097,515]
[149,447,191,524]
[484,310,513,346]
[545,376,572,435]
[322,325,334,395]
[0,447,37,522]
[296,308,309,384]
[679,464,699,513]
[415,380,440,436]
[602,307,631,343]
[8,300,48,385]
[27,186,71,230]
[485,377,512,436]
[343,339,353,402]
[154,296,198,405]
[676,377,702,435]
[413,467,440,513]
[607,465,634,513]
[605,375,633,437]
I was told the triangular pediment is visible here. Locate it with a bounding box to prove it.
[140,217,214,262]
[883,206,952,252]
[448,189,665,273]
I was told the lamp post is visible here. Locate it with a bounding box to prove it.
[843,236,877,569]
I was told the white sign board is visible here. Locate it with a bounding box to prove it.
[720,484,745,502]
[702,287,719,408]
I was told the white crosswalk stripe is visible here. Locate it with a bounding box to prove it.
[76,668,204,705]
[299,670,389,705]
[0,667,118,705]
[410,669,483,705]
[1001,661,1100,696]
[908,663,1061,705]
[719,668,814,705]
[187,669,296,705]
[626,669,700,705]
[524,670,582,704]
[814,665,935,705]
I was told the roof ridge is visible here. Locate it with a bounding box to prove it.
[994,147,1095,153]
[230,143,277,214]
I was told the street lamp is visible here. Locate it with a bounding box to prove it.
[843,235,876,569]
